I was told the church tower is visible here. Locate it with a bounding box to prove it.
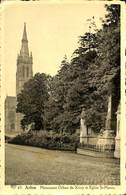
[16,23,33,132]
[16,23,33,95]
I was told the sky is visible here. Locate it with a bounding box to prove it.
[3,2,107,96]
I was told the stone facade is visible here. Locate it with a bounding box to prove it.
[5,23,33,133]
[5,96,16,132]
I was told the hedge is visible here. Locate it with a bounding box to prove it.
[8,130,79,151]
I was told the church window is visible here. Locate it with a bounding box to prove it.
[27,67,29,77]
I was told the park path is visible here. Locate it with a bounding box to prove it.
[5,143,120,185]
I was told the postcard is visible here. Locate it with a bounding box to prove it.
[0,0,126,194]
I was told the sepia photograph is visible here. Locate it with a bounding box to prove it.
[3,1,121,187]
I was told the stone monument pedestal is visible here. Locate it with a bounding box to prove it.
[97,94,116,154]
[96,130,115,151]
[80,136,88,145]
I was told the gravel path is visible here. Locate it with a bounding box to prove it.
[5,143,120,185]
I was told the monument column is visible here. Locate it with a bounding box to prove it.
[97,94,116,152]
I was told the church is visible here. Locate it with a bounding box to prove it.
[5,23,33,133]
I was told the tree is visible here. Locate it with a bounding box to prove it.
[16,73,49,130]
[44,56,71,132]
[58,4,120,133]
[103,4,120,27]
[59,19,99,133]
[84,4,120,131]
[24,4,120,134]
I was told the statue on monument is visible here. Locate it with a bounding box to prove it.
[105,95,112,130]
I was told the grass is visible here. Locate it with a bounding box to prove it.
[5,143,120,185]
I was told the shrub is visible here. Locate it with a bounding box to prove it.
[9,130,79,151]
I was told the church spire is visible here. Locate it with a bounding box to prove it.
[22,22,28,42]
[20,23,29,57]
[16,23,33,95]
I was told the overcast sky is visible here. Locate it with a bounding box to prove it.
[3,2,107,96]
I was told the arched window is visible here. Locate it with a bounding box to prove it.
[27,67,29,77]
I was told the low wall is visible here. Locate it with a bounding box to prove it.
[77,148,114,158]
[80,134,98,146]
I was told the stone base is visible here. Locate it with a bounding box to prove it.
[114,136,120,158]
[96,130,115,151]
[80,136,88,144]
[80,135,98,146]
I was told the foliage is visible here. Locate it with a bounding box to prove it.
[9,131,79,151]
[16,73,49,130]
[44,4,120,133]
[44,56,71,132]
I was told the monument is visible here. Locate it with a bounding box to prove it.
[80,108,88,144]
[78,72,120,158]
[96,74,120,154]
[96,94,116,151]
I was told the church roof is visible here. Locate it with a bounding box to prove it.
[5,96,16,99]
[5,96,16,102]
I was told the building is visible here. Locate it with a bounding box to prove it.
[5,96,16,132]
[5,23,33,133]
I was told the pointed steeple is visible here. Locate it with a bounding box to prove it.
[20,23,29,57]
[22,22,28,42]
[16,23,33,96]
